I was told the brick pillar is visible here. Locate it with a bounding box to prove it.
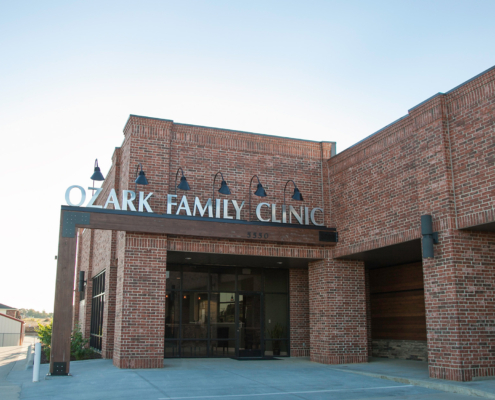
[101,231,118,359]
[289,268,310,357]
[72,229,84,330]
[113,232,167,369]
[365,268,372,357]
[424,230,495,381]
[78,229,94,339]
[309,258,368,364]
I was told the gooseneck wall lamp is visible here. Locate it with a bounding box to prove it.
[421,215,439,259]
[90,159,105,181]
[175,167,191,195]
[78,271,86,292]
[249,175,267,221]
[212,172,231,216]
[135,163,149,193]
[283,180,304,206]
[90,159,105,194]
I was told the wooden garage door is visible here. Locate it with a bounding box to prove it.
[369,262,426,341]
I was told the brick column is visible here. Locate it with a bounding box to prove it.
[424,229,495,381]
[113,232,167,369]
[72,229,84,330]
[289,268,310,357]
[309,258,368,364]
[101,231,118,359]
[80,229,94,339]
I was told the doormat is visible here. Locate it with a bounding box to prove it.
[231,357,281,361]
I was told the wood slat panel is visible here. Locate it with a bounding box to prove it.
[369,262,423,294]
[371,316,427,341]
[369,262,426,341]
[370,291,426,318]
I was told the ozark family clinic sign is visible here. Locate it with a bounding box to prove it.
[65,186,325,226]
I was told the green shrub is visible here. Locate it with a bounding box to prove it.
[36,323,98,361]
[36,322,52,359]
[71,324,95,360]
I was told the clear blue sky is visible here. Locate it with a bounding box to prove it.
[1,1,494,312]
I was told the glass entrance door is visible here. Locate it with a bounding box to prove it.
[237,293,262,358]
[165,265,289,358]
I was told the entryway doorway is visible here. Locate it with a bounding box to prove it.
[164,263,289,358]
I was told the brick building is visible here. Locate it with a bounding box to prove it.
[68,66,495,381]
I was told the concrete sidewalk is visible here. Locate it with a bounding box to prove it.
[3,355,491,400]
[328,357,495,399]
[0,336,35,400]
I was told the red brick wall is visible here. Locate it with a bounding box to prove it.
[424,229,495,381]
[447,69,495,222]
[326,66,495,380]
[77,229,93,338]
[72,229,83,330]
[309,259,368,364]
[167,122,331,222]
[365,268,372,357]
[112,233,168,369]
[289,269,310,356]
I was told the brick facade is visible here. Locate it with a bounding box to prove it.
[309,259,368,364]
[289,269,310,357]
[71,66,495,381]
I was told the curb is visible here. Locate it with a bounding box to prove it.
[334,368,495,399]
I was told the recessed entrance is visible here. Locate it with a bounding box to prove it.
[164,264,289,358]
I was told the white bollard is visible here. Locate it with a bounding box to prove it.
[33,342,41,382]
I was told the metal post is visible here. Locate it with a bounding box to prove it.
[33,342,41,382]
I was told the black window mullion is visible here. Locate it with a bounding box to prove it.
[90,271,105,351]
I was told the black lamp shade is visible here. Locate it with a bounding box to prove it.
[218,180,231,195]
[135,170,149,185]
[254,183,267,197]
[178,176,191,191]
[292,187,303,201]
[91,166,105,181]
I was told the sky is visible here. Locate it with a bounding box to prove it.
[0,1,494,313]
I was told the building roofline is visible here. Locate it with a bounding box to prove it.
[0,303,17,310]
[445,64,495,94]
[339,65,495,156]
[408,65,495,112]
[125,114,332,145]
[0,313,24,324]
[408,93,443,112]
[343,115,409,153]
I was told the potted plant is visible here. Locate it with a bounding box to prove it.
[268,323,285,356]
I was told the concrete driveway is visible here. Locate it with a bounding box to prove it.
[0,336,35,399]
[4,356,484,400]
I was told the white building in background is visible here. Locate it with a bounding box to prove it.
[0,303,24,346]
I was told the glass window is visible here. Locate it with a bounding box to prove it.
[164,265,291,358]
[183,266,209,291]
[210,292,236,339]
[210,267,236,292]
[264,268,288,293]
[238,268,262,291]
[181,292,208,339]
[210,340,236,357]
[181,340,208,357]
[165,291,180,339]
[166,265,181,291]
[265,294,288,339]
[164,340,179,357]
